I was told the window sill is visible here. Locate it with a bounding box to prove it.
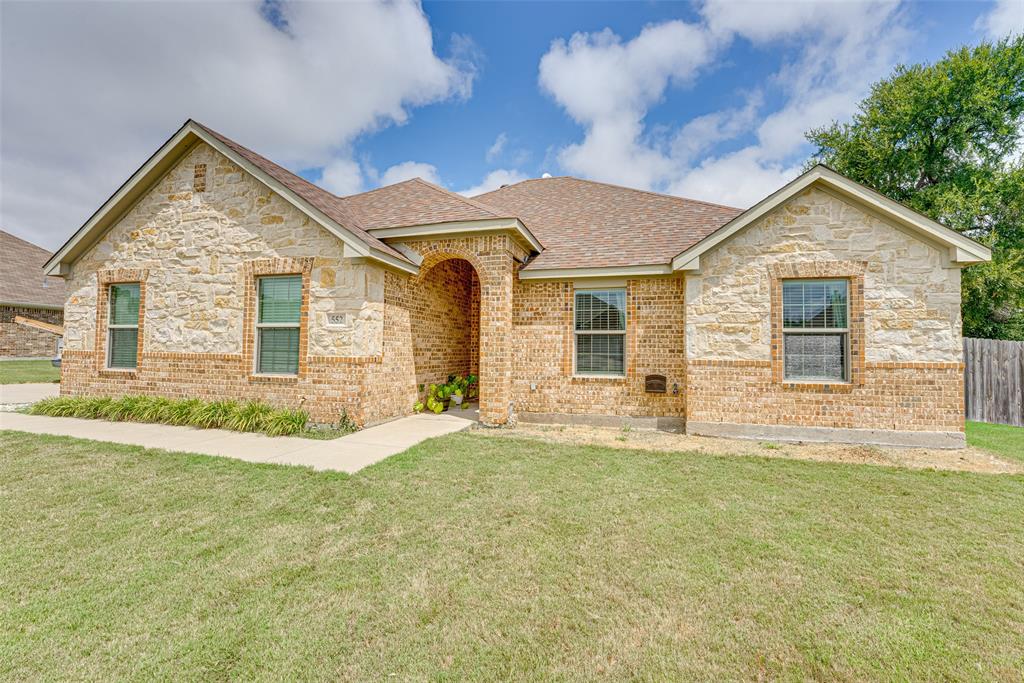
[779,380,854,393]
[571,374,627,382]
[249,373,300,384]
[99,368,138,379]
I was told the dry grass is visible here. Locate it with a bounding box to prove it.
[478,421,1024,474]
[2,429,1023,680]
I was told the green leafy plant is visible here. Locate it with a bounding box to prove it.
[264,408,309,437]
[191,400,238,429]
[166,399,202,426]
[226,401,274,433]
[413,401,425,413]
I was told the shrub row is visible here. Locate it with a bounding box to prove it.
[28,395,309,437]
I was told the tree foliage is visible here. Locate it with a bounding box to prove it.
[807,36,1024,339]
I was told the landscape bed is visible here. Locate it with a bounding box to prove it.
[1,428,1022,680]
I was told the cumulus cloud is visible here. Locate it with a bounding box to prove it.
[458,169,530,197]
[0,0,476,247]
[378,161,442,187]
[539,21,719,189]
[538,0,912,207]
[975,0,1024,39]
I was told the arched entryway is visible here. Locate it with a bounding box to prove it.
[409,257,481,412]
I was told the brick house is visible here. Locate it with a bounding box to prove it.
[1,230,64,358]
[43,120,990,447]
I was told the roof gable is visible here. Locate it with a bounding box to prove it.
[45,120,416,276]
[671,165,991,271]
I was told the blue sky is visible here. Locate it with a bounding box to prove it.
[2,0,1021,248]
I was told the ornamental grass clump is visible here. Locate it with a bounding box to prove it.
[263,408,309,437]
[28,395,307,438]
[191,400,238,430]
[225,400,275,433]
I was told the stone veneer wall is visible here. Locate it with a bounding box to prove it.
[60,142,391,424]
[685,186,965,434]
[510,276,686,423]
[0,305,63,358]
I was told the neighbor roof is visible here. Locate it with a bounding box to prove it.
[1,230,65,309]
[475,177,743,272]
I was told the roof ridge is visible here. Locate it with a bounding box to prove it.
[477,175,742,212]
[408,177,510,218]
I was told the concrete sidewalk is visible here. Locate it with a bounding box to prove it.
[0,411,476,473]
[0,382,60,408]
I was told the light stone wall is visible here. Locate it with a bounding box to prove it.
[63,143,384,358]
[686,187,962,363]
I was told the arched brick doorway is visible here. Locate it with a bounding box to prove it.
[409,257,480,397]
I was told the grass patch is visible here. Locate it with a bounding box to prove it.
[0,359,59,384]
[1,430,1022,680]
[27,395,312,437]
[967,420,1024,463]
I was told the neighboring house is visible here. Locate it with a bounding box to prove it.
[1,230,64,358]
[43,120,990,447]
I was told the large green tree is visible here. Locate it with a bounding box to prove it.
[807,37,1024,339]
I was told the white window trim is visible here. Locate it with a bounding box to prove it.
[254,275,301,377]
[106,283,139,370]
[781,278,850,383]
[573,288,627,379]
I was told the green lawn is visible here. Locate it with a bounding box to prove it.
[2,430,1022,680]
[0,359,60,384]
[967,420,1024,464]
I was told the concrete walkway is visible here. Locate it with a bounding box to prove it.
[0,382,60,407]
[0,411,477,473]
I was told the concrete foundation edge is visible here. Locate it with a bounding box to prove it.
[686,421,966,449]
[519,412,685,433]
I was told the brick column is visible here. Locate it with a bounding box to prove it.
[477,247,514,426]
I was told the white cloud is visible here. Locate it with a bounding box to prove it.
[0,0,476,248]
[458,169,529,197]
[538,1,913,207]
[319,159,364,196]
[486,133,508,162]
[539,21,719,189]
[975,0,1024,39]
[378,161,441,187]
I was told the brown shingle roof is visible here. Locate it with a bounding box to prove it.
[0,230,65,308]
[192,122,411,264]
[475,177,743,271]
[342,178,511,230]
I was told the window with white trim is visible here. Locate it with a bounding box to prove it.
[574,289,626,376]
[256,275,302,375]
[107,283,140,369]
[782,279,849,382]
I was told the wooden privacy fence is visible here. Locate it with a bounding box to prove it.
[963,337,1024,427]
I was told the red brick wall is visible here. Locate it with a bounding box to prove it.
[510,276,687,419]
[408,258,479,388]
[686,361,964,432]
[0,305,62,358]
